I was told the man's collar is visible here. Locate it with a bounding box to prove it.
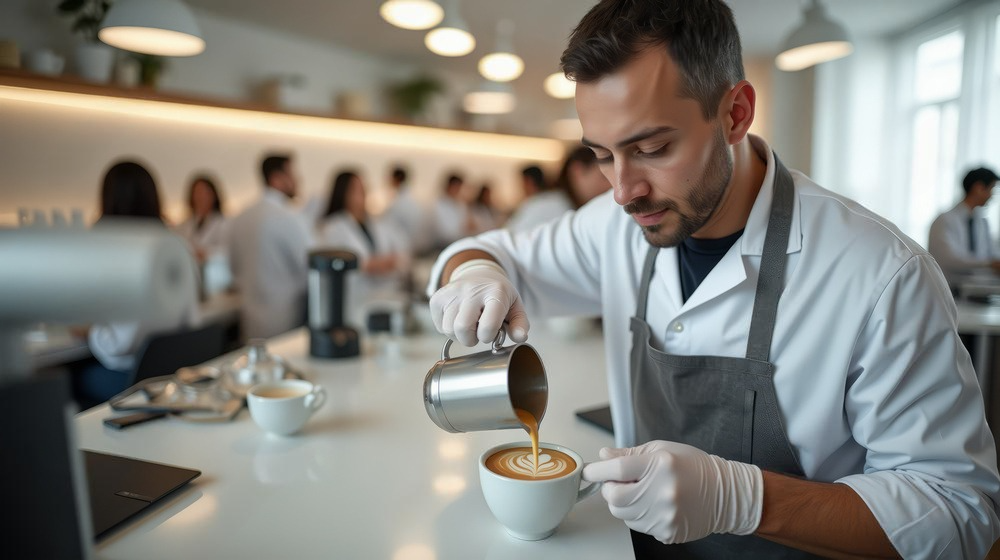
[738,135,802,257]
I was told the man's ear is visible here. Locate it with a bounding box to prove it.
[719,80,755,145]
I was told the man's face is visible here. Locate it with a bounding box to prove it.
[972,181,996,208]
[273,162,298,199]
[576,47,733,247]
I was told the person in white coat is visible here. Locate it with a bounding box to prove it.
[383,165,433,256]
[505,165,573,234]
[76,160,199,408]
[173,175,227,262]
[425,1,1000,558]
[318,170,410,325]
[432,173,477,250]
[227,154,313,341]
[928,166,1000,290]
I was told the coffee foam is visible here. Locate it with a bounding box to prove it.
[486,447,576,481]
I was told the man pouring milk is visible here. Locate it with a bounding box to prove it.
[425,1,1000,558]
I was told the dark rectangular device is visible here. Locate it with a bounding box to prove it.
[575,403,614,434]
[83,450,201,539]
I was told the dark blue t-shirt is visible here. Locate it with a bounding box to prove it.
[677,229,744,302]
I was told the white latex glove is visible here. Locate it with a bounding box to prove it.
[429,259,530,346]
[581,440,762,544]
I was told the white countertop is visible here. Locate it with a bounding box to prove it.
[77,325,629,559]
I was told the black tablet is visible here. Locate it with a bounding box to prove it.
[575,403,614,434]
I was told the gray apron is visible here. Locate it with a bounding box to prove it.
[629,155,821,559]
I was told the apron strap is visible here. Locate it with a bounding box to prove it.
[636,245,659,321]
[745,153,795,362]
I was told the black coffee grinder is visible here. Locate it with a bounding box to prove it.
[308,249,360,358]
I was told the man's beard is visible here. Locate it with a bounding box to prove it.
[624,129,733,248]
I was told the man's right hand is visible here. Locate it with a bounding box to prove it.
[429,259,530,346]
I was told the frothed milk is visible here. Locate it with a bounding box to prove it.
[485,447,576,481]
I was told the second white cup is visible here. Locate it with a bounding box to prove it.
[247,380,325,436]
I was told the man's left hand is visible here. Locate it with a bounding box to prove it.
[582,440,763,544]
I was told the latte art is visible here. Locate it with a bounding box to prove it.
[485,447,576,481]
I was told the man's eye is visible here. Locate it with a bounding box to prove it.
[638,145,668,158]
[594,153,613,164]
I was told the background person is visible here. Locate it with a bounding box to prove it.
[555,145,612,209]
[928,166,1000,291]
[318,169,410,325]
[75,160,199,408]
[425,0,1000,558]
[227,153,313,341]
[173,174,227,263]
[505,164,573,234]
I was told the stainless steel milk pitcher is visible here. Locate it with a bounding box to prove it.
[423,328,547,433]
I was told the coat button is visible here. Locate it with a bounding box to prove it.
[672,322,684,332]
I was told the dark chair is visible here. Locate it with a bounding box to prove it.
[131,322,226,385]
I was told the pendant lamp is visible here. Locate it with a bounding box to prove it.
[379,0,444,31]
[543,71,575,99]
[425,0,475,57]
[463,81,515,114]
[99,0,205,57]
[477,20,523,82]
[775,0,853,72]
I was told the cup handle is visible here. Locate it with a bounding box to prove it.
[305,386,326,413]
[577,480,602,503]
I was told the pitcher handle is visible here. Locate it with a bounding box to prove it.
[440,326,507,360]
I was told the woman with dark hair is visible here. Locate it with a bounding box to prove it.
[174,174,228,263]
[75,160,199,409]
[318,169,410,324]
[554,145,611,209]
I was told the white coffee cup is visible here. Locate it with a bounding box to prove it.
[247,380,326,436]
[479,441,601,540]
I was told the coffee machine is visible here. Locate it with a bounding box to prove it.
[308,249,360,358]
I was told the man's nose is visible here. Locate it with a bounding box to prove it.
[612,162,650,207]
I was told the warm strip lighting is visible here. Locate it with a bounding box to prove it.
[380,0,444,30]
[478,52,524,82]
[544,72,575,99]
[775,41,853,71]
[99,27,205,57]
[0,86,563,161]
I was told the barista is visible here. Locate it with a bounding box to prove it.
[424,1,1000,558]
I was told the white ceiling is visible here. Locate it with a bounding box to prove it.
[185,0,965,132]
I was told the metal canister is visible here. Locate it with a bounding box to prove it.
[423,329,547,433]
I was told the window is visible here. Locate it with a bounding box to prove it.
[905,30,964,241]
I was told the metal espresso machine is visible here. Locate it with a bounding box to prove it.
[308,249,360,358]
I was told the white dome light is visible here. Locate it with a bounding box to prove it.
[425,27,475,57]
[478,52,524,82]
[775,0,853,71]
[379,1,444,31]
[544,72,575,99]
[99,0,205,57]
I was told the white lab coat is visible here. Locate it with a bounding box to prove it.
[384,185,433,255]
[927,202,1000,288]
[432,197,471,248]
[173,212,228,256]
[89,224,200,372]
[505,190,573,234]
[318,211,411,325]
[429,136,1000,558]
[227,189,313,340]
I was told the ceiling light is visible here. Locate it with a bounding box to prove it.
[463,82,515,114]
[424,0,475,57]
[775,0,853,71]
[544,72,575,99]
[379,1,443,31]
[477,19,523,82]
[99,0,205,57]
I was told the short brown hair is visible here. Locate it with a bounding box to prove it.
[560,0,744,119]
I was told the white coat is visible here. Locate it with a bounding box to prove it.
[927,201,1000,288]
[227,189,313,340]
[504,190,573,234]
[384,185,433,255]
[429,136,1000,558]
[318,211,411,325]
[173,212,228,256]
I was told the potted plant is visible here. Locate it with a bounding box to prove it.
[387,74,444,123]
[130,53,168,88]
[57,0,116,83]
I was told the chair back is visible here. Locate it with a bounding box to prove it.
[132,323,226,384]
